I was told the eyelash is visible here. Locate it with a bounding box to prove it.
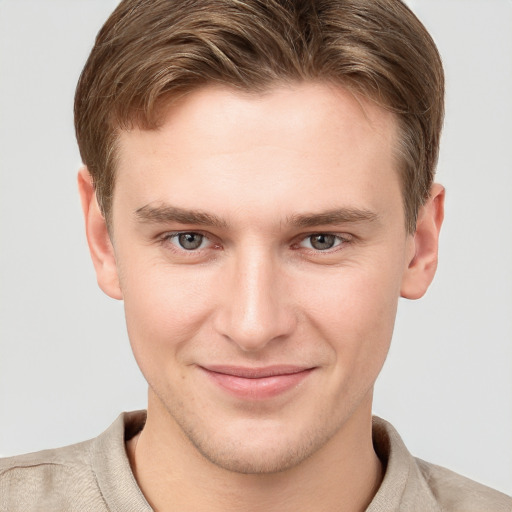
[158,231,352,255]
[158,231,219,253]
[293,233,351,253]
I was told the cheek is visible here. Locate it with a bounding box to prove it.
[120,258,215,365]
[295,262,400,367]
[297,260,400,319]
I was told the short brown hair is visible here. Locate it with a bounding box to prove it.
[74,0,444,233]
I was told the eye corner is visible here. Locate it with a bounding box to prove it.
[295,232,352,252]
[157,230,223,256]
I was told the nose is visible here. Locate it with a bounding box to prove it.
[213,247,296,352]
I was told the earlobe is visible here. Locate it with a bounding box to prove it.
[77,166,123,300]
[400,183,445,300]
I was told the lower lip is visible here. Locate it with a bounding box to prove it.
[201,368,314,400]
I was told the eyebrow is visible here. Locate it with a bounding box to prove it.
[135,204,378,229]
[287,208,379,228]
[135,204,228,228]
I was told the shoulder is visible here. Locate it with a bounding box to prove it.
[415,458,512,512]
[370,417,512,512]
[0,438,107,512]
[0,411,148,512]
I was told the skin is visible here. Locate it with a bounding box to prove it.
[79,82,444,512]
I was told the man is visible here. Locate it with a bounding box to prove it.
[1,0,510,510]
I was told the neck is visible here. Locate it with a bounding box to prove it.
[127,392,382,512]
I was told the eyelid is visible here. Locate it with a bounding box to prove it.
[294,232,353,251]
[156,229,353,253]
[158,230,219,251]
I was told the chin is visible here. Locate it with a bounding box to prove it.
[179,417,333,475]
[191,437,315,475]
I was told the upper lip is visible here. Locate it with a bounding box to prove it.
[201,365,313,379]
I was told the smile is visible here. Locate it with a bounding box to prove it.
[199,365,315,400]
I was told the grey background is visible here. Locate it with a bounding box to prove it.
[1,0,511,495]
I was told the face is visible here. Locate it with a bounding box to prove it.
[97,83,419,473]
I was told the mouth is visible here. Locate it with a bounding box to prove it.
[199,365,315,400]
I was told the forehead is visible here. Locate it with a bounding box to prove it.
[114,82,402,225]
[120,82,397,156]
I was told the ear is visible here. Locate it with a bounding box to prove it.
[400,183,445,300]
[78,166,123,300]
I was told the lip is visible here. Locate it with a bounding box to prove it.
[199,365,315,400]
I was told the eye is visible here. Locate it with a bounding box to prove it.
[299,234,344,251]
[169,232,209,251]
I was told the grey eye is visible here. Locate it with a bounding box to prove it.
[177,233,204,250]
[309,234,337,250]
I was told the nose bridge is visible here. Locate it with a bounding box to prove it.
[217,244,293,351]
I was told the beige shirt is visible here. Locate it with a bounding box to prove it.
[1,411,510,512]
